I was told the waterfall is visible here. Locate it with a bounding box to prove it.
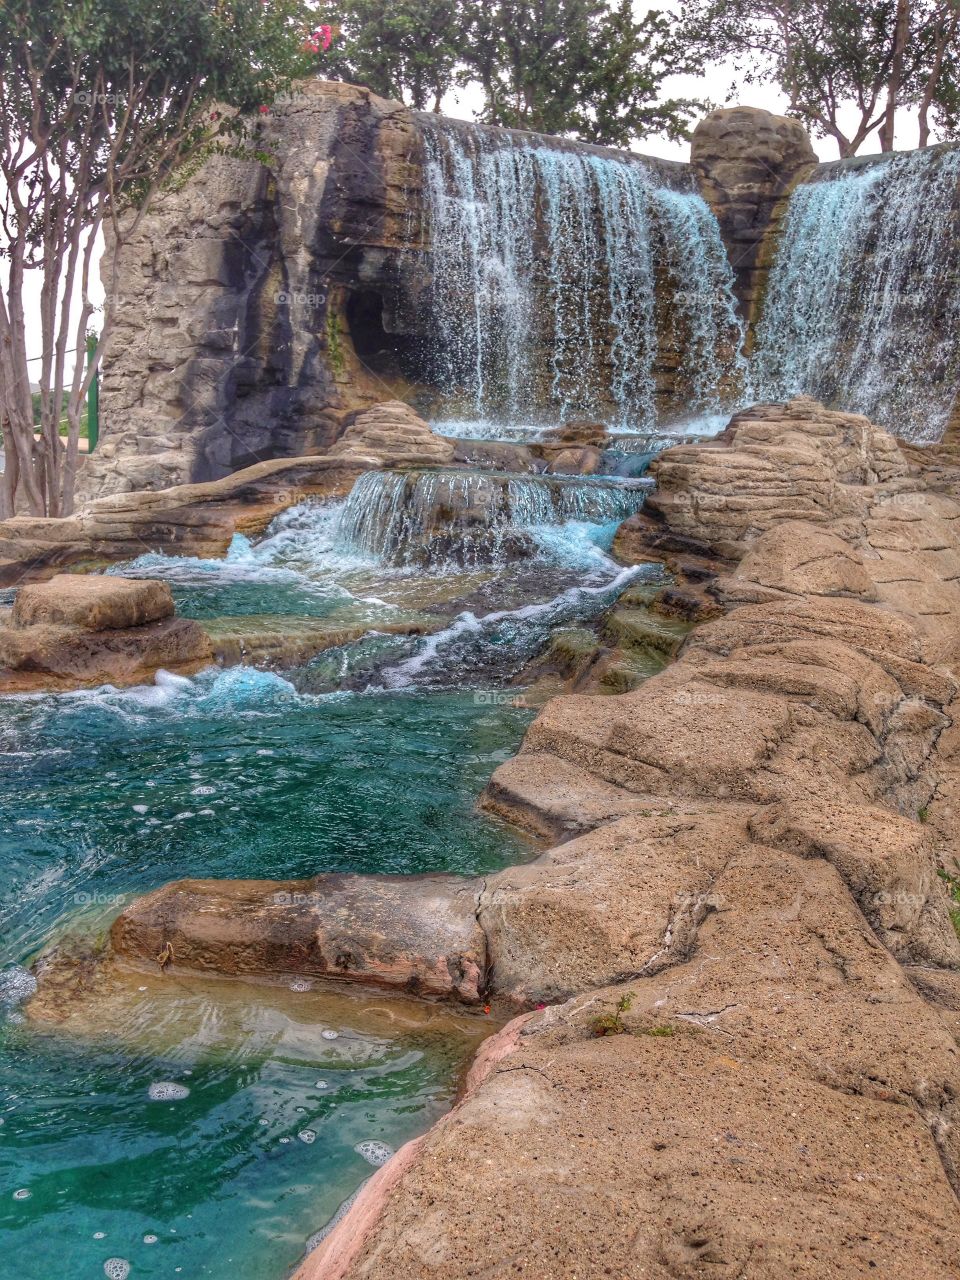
[418,120,745,431]
[752,146,960,443]
[335,469,648,567]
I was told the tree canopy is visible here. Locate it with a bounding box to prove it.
[679,0,960,155]
[0,0,313,516]
[316,0,703,147]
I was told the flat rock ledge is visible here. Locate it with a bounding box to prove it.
[0,575,211,692]
[0,453,371,587]
[29,398,960,1277]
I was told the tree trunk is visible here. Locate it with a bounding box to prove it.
[880,0,911,151]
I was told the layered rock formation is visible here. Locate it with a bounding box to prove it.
[0,452,369,585]
[81,81,425,498]
[691,107,817,325]
[0,575,210,691]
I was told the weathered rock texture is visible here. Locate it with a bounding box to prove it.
[691,107,817,325]
[327,401,455,467]
[287,400,960,1277]
[0,576,210,691]
[82,81,426,498]
[0,453,368,585]
[110,873,487,1003]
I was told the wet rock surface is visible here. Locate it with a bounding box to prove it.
[0,576,211,692]
[107,872,488,1003]
[0,453,369,585]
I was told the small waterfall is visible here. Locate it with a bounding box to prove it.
[419,120,745,431]
[752,146,960,443]
[335,470,648,567]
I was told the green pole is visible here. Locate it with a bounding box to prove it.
[86,332,99,452]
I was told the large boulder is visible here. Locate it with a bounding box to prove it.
[0,574,212,692]
[328,401,456,467]
[12,574,174,631]
[108,873,488,1003]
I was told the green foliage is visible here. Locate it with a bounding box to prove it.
[314,0,702,146]
[590,991,634,1036]
[466,0,701,145]
[0,0,315,223]
[678,0,960,154]
[326,306,345,374]
[32,391,90,438]
[314,0,466,110]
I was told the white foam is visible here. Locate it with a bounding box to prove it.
[0,966,37,1007]
[298,1130,317,1144]
[103,1261,130,1280]
[354,1140,394,1167]
[147,1081,190,1101]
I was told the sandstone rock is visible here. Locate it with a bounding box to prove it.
[0,453,368,586]
[692,107,818,321]
[328,401,455,467]
[0,615,211,692]
[543,445,603,475]
[12,574,174,631]
[108,872,488,1003]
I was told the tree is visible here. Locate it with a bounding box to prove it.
[313,0,466,111]
[679,0,960,155]
[0,0,312,518]
[913,0,960,145]
[316,0,701,147]
[464,0,701,146]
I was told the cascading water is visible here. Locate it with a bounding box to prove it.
[751,145,960,443]
[419,119,745,432]
[335,469,650,567]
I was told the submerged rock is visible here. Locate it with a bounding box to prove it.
[108,872,488,1003]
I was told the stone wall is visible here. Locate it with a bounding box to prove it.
[81,81,428,498]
